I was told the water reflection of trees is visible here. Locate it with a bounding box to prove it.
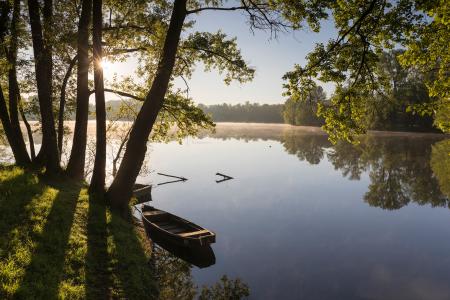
[151,245,250,300]
[281,133,330,165]
[431,139,450,201]
[196,125,448,210]
[281,133,449,210]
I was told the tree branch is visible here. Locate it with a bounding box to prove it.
[95,89,183,116]
[298,0,378,76]
[182,46,245,68]
[105,47,147,56]
[92,88,145,101]
[187,5,252,15]
[102,24,149,31]
[58,54,78,156]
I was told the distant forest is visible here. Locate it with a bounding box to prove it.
[198,103,284,123]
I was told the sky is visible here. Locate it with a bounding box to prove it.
[104,8,338,105]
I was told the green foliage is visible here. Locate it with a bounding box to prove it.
[317,86,368,143]
[152,93,215,143]
[199,275,250,300]
[180,31,255,85]
[283,0,449,140]
[364,51,436,131]
[399,0,450,132]
[267,0,329,31]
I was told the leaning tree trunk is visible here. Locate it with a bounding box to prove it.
[89,0,106,194]
[58,55,78,158]
[107,0,187,212]
[66,0,92,180]
[19,101,35,160]
[28,0,60,174]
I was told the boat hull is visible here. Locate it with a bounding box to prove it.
[143,219,215,248]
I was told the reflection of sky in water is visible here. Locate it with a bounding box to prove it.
[141,136,450,300]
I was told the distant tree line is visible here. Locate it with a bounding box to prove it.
[198,102,284,123]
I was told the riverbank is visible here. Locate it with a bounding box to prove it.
[0,165,156,299]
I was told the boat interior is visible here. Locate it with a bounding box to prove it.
[143,209,212,238]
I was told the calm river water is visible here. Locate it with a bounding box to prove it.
[2,123,448,299]
[139,124,450,300]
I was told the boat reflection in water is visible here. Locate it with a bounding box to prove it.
[148,230,216,268]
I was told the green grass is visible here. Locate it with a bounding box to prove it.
[0,165,157,299]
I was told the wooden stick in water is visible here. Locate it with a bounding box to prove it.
[216,172,234,183]
[216,172,233,179]
[157,172,188,181]
[157,179,186,186]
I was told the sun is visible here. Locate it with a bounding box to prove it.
[99,59,113,72]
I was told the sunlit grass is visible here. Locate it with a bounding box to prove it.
[0,165,156,299]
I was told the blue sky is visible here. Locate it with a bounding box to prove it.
[105,9,338,105]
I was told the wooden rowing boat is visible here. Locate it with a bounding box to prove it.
[141,205,216,248]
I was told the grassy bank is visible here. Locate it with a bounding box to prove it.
[0,165,157,299]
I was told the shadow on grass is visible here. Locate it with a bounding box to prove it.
[13,180,82,299]
[0,167,42,204]
[0,169,46,252]
[85,195,111,299]
[109,210,157,299]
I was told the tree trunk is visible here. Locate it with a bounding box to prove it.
[107,0,187,212]
[19,101,35,160]
[58,54,78,158]
[8,67,30,166]
[0,2,9,38]
[0,87,30,167]
[3,0,31,166]
[112,126,132,177]
[0,85,27,165]
[89,0,106,194]
[66,0,92,180]
[28,0,60,174]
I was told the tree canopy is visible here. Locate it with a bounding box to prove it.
[0,0,448,209]
[283,0,449,141]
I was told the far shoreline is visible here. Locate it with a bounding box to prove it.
[21,120,449,139]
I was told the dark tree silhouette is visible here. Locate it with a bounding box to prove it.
[27,0,60,174]
[89,0,107,194]
[66,0,92,180]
